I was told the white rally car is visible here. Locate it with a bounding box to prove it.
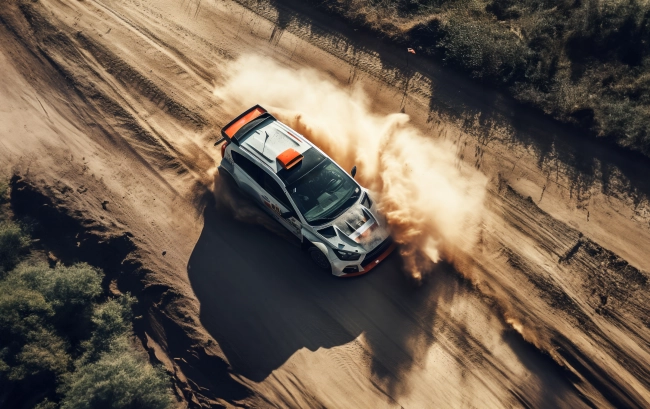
[218,105,395,277]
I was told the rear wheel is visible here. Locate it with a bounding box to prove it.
[308,246,331,270]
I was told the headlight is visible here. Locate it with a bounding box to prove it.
[333,248,361,261]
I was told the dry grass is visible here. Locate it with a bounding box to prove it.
[312,0,650,156]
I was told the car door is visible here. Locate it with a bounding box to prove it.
[231,151,265,199]
[260,172,302,240]
[231,151,302,239]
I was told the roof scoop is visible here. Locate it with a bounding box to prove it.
[277,148,303,170]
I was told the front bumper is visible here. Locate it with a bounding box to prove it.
[331,238,397,277]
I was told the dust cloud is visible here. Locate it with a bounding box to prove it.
[213,55,487,281]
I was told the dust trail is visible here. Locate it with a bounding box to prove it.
[213,55,487,281]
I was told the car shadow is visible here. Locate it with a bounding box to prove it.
[187,180,586,403]
[187,182,449,389]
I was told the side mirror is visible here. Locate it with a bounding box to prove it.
[351,165,357,178]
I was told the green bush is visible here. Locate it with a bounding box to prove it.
[9,262,103,345]
[8,328,70,381]
[0,221,30,272]
[61,293,173,408]
[0,279,70,383]
[0,233,172,408]
[15,263,103,312]
[60,337,172,409]
[0,285,53,337]
[439,15,530,82]
[80,294,136,364]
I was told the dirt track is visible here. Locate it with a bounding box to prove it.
[1,0,650,407]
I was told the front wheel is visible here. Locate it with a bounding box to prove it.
[308,247,331,271]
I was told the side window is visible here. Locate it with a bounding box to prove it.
[232,151,263,184]
[262,173,292,210]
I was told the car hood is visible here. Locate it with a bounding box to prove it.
[318,201,390,253]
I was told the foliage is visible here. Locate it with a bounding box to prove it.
[0,181,7,204]
[0,277,70,409]
[0,261,172,409]
[0,221,30,272]
[79,294,136,364]
[58,293,172,409]
[313,0,650,156]
[438,15,530,82]
[8,328,71,381]
[13,263,103,309]
[0,263,102,383]
[34,399,59,409]
[0,181,172,408]
[60,337,172,409]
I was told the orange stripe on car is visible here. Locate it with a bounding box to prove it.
[286,131,302,143]
[342,242,397,277]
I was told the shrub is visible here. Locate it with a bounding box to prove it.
[486,0,522,20]
[80,294,136,364]
[15,263,103,312]
[0,211,173,408]
[0,262,103,392]
[0,284,53,339]
[0,181,7,204]
[439,16,522,80]
[0,221,30,272]
[8,328,70,381]
[10,262,103,344]
[439,15,531,83]
[60,337,172,409]
[61,294,173,409]
[34,399,58,409]
[0,280,70,384]
[0,265,173,408]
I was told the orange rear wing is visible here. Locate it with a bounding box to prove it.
[221,105,275,145]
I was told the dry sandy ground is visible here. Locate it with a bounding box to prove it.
[1,0,650,407]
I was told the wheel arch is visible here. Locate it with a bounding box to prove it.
[301,229,328,256]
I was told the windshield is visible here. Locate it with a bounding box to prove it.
[287,160,360,225]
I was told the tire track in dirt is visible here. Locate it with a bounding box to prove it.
[471,184,650,407]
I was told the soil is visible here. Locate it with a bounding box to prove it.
[1,0,649,407]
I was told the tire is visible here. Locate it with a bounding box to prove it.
[308,246,331,271]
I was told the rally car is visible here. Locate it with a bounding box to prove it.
[217,105,395,277]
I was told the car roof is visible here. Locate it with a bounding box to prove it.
[238,116,315,174]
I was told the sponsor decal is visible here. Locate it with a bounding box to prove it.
[263,200,281,216]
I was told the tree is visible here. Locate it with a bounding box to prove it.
[60,337,172,409]
[0,221,30,273]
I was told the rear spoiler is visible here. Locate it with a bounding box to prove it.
[221,105,276,145]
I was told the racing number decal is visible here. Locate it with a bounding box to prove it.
[261,195,282,217]
[266,201,282,217]
[261,194,301,238]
